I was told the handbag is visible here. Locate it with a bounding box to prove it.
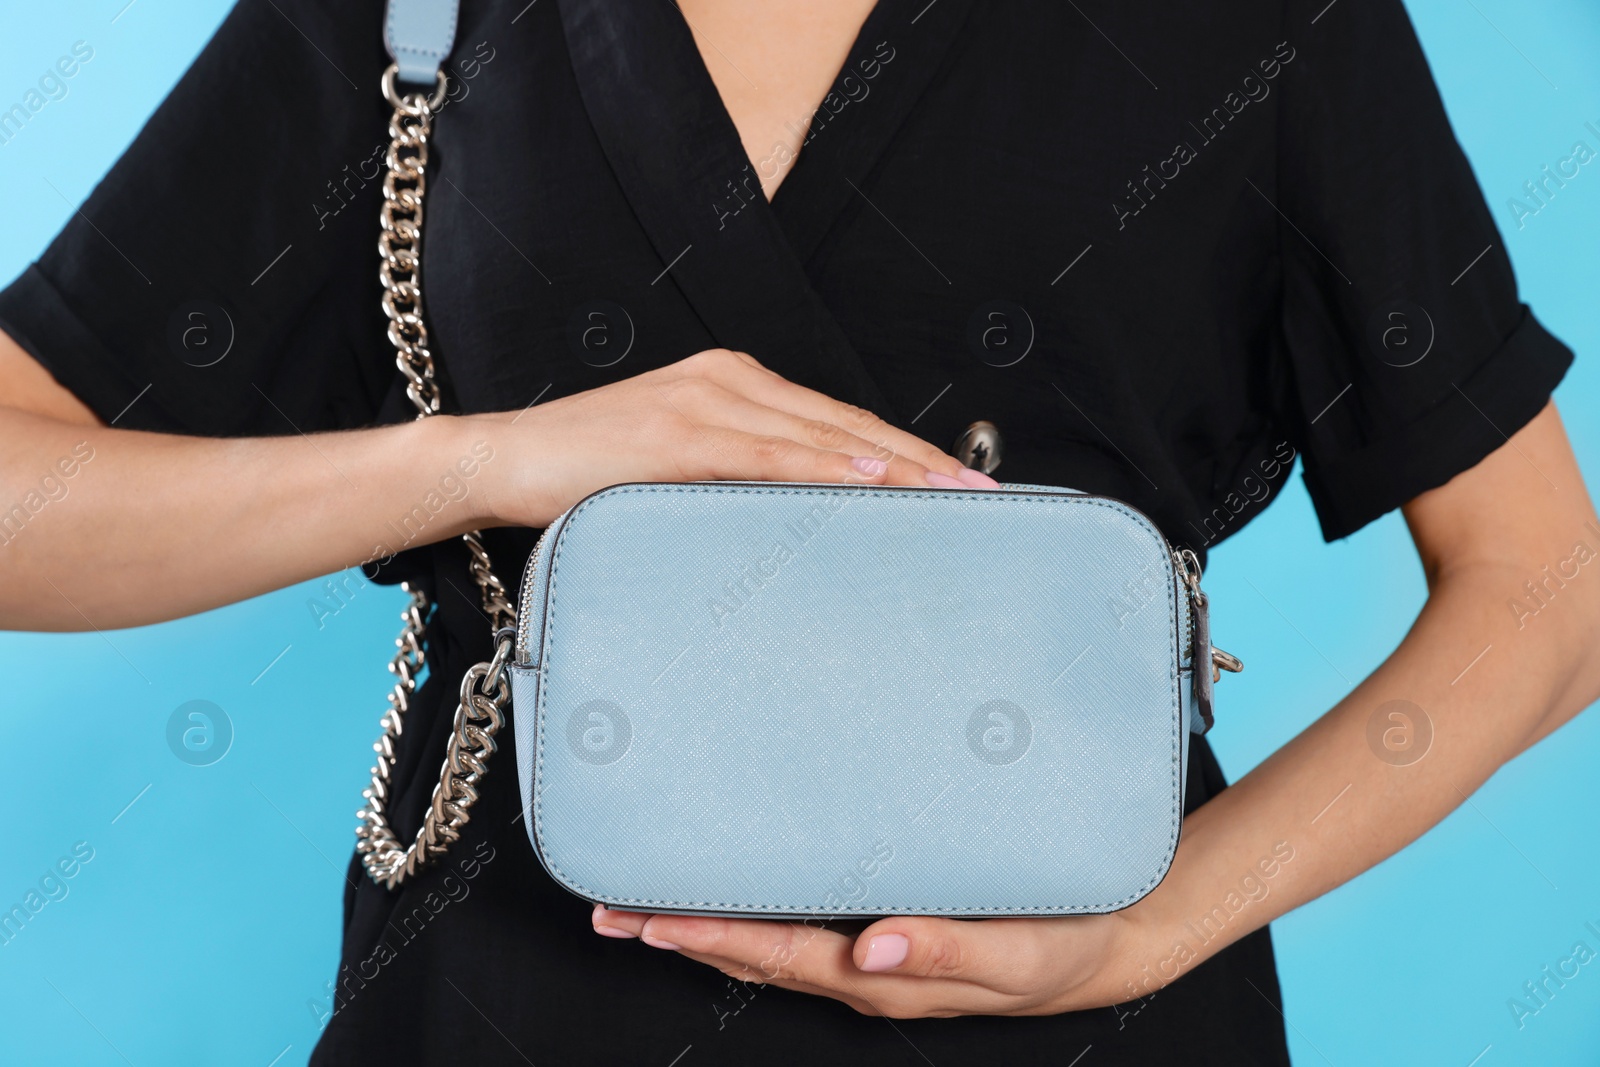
[354,1,1242,915]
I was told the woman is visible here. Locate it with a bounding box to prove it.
[1,0,1594,1063]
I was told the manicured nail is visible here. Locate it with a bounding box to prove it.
[955,467,1000,488]
[925,471,964,488]
[592,904,638,939]
[860,933,910,972]
[641,933,683,951]
[851,456,888,477]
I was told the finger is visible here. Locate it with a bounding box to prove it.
[639,915,852,978]
[852,916,1078,994]
[688,352,969,479]
[646,380,892,486]
[591,904,652,939]
[688,425,894,486]
[722,349,767,372]
[589,902,1046,1000]
[690,389,936,488]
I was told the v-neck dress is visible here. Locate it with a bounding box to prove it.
[0,0,1571,1062]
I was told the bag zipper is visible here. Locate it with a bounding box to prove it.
[514,485,1245,689]
[514,509,569,665]
[1171,547,1243,682]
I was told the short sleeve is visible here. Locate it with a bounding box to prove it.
[1273,0,1573,541]
[0,0,399,437]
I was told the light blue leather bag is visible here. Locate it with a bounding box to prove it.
[507,481,1236,917]
[358,1,1240,914]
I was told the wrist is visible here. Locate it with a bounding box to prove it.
[1108,826,1302,1004]
[1083,834,1228,1008]
[1103,891,1192,1004]
[404,413,505,529]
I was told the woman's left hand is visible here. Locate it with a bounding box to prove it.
[590,905,1147,1018]
[592,408,1600,1022]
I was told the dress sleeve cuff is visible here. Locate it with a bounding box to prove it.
[0,263,188,433]
[1302,305,1574,542]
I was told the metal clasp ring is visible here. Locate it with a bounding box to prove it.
[381,62,449,114]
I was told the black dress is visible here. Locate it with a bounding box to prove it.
[0,0,1570,1062]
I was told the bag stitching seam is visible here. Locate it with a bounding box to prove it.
[529,484,1182,913]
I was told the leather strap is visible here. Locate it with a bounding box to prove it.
[385,0,461,85]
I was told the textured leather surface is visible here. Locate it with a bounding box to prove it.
[383,0,459,84]
[511,483,1189,916]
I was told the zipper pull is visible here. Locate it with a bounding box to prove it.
[1173,549,1245,733]
[1174,548,1244,682]
[1176,549,1215,733]
[1211,646,1244,681]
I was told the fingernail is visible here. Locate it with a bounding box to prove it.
[860,933,910,972]
[925,471,964,489]
[641,933,683,951]
[851,456,888,476]
[955,467,1000,489]
[592,904,639,939]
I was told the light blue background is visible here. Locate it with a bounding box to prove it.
[1,1,1597,1064]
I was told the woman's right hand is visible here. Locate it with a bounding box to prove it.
[470,348,994,529]
[0,336,989,629]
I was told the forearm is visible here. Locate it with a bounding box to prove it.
[1123,552,1600,994]
[0,345,971,634]
[0,408,494,631]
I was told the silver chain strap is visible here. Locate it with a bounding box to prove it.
[355,65,517,889]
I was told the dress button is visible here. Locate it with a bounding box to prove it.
[953,420,1003,474]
